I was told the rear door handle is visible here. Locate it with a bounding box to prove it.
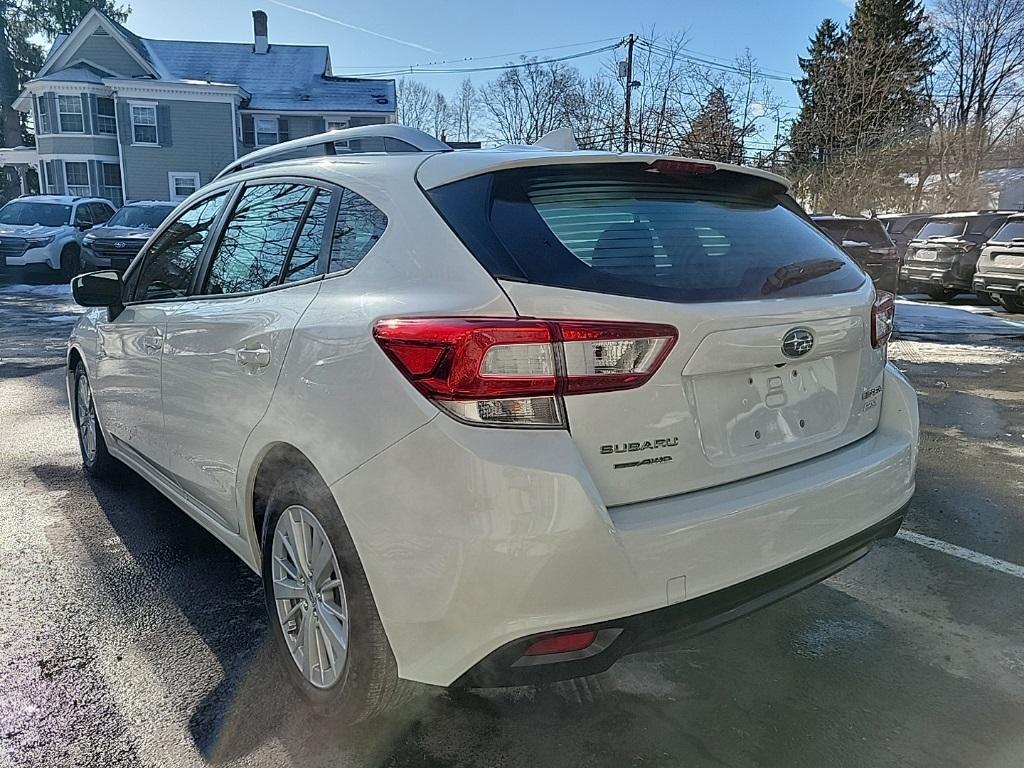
[236,345,271,368]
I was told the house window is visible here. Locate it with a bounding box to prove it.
[131,103,158,145]
[326,119,348,131]
[97,98,117,135]
[65,161,90,196]
[102,163,123,207]
[42,161,58,193]
[57,95,84,132]
[255,116,279,146]
[168,172,200,202]
[36,97,52,134]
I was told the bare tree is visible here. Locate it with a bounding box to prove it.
[479,57,581,144]
[930,0,1024,208]
[396,78,435,132]
[451,77,478,142]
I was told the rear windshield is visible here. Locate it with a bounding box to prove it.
[815,219,892,248]
[0,201,71,227]
[917,220,967,239]
[428,164,863,303]
[990,221,1024,242]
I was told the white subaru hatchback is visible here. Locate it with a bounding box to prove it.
[68,126,918,721]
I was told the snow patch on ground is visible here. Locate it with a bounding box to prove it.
[2,283,72,297]
[43,315,81,323]
[890,340,1024,366]
[896,299,1024,339]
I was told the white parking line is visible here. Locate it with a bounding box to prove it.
[897,529,1024,579]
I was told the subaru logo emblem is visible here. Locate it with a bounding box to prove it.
[114,241,126,249]
[781,328,814,358]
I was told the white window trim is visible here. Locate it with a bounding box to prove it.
[64,160,91,197]
[254,115,279,146]
[168,172,200,202]
[129,100,159,146]
[57,94,85,134]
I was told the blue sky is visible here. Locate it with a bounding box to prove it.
[123,0,861,117]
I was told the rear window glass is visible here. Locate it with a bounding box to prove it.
[815,219,891,248]
[991,221,1024,242]
[918,220,967,239]
[429,164,863,303]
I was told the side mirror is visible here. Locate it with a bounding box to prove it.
[72,270,123,308]
[75,221,93,231]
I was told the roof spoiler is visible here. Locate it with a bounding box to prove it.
[215,124,452,179]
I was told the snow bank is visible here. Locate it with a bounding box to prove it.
[895,298,1024,340]
[1,283,72,297]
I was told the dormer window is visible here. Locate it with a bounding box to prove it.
[255,116,279,146]
[57,95,84,132]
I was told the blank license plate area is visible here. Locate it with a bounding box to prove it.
[691,358,844,466]
[915,249,937,261]
[994,254,1024,267]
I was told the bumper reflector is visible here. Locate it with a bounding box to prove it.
[524,630,599,656]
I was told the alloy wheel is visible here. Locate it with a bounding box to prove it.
[271,504,349,688]
[75,375,98,465]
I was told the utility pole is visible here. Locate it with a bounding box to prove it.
[623,34,636,152]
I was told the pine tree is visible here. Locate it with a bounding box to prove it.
[844,0,937,147]
[680,87,746,162]
[789,19,844,166]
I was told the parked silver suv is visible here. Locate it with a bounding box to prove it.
[0,195,116,279]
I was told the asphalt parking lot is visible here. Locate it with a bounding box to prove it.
[2,275,1023,768]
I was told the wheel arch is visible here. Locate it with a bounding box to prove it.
[247,442,322,562]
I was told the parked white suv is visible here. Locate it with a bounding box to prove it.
[67,127,919,722]
[0,195,115,278]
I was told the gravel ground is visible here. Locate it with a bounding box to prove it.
[2,277,1023,768]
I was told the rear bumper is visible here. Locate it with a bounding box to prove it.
[972,272,1024,297]
[332,365,919,687]
[900,262,973,290]
[456,503,906,687]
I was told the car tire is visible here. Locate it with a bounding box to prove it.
[59,244,81,282]
[975,291,997,306]
[924,286,957,302]
[999,294,1024,314]
[72,362,121,479]
[260,469,420,722]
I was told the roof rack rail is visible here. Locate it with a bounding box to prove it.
[215,125,452,179]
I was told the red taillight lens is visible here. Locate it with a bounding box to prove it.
[372,317,677,427]
[524,630,598,656]
[872,291,895,349]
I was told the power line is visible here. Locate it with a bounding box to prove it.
[331,37,618,74]
[637,39,795,83]
[342,41,622,78]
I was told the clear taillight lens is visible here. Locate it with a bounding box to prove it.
[373,317,678,427]
[872,291,895,349]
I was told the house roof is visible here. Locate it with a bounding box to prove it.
[144,40,394,112]
[31,9,395,114]
[34,63,114,83]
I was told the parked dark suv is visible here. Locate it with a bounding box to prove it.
[877,213,933,259]
[973,214,1024,313]
[901,211,1012,302]
[80,201,177,272]
[812,215,899,294]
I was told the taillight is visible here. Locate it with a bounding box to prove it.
[373,317,677,427]
[872,291,895,349]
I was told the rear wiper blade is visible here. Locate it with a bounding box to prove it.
[761,258,845,295]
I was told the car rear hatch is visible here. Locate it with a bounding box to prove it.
[978,218,1024,278]
[906,219,971,265]
[419,155,889,507]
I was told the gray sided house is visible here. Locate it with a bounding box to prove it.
[14,9,396,206]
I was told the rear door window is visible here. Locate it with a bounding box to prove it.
[816,220,891,248]
[430,164,863,302]
[202,183,315,295]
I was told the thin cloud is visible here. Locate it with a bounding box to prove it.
[267,0,440,54]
